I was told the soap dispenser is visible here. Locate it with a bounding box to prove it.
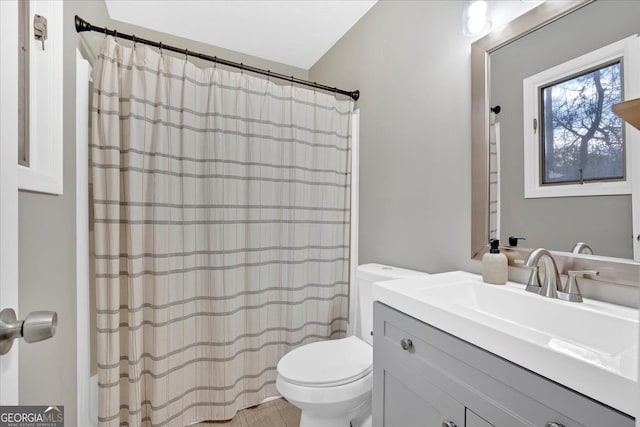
[482,239,508,285]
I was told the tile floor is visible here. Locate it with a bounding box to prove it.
[195,398,301,427]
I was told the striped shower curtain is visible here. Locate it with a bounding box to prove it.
[91,38,353,427]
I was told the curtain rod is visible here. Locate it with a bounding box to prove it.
[74,15,360,101]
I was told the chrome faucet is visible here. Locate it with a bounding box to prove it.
[524,248,563,299]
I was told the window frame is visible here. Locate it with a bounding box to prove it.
[523,35,639,199]
[17,0,63,195]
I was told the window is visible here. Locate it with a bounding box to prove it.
[523,36,639,198]
[541,61,623,185]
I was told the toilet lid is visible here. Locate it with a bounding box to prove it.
[277,336,373,387]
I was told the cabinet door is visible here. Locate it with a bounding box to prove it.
[375,350,464,427]
[466,409,494,427]
[383,370,464,427]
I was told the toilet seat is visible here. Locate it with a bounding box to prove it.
[277,336,372,387]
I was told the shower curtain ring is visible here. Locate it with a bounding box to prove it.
[104,27,107,38]
[113,30,117,41]
[185,49,188,62]
[159,42,163,56]
[132,34,136,49]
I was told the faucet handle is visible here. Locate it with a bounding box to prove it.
[562,270,599,303]
[521,264,541,294]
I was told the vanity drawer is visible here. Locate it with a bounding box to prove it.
[373,302,634,427]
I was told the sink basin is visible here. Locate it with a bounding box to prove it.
[372,271,639,416]
[420,279,637,375]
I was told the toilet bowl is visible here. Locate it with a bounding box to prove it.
[276,264,429,427]
[277,336,372,427]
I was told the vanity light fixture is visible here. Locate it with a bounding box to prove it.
[464,0,492,36]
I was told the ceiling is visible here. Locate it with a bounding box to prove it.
[104,0,377,70]
[104,1,545,71]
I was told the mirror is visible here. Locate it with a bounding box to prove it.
[471,0,640,286]
[491,0,639,259]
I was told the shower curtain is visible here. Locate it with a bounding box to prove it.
[91,38,353,427]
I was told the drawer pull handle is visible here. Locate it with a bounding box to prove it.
[545,423,565,427]
[400,338,413,351]
[442,421,457,427]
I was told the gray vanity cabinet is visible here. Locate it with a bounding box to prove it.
[372,302,634,427]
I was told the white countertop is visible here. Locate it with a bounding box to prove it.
[372,271,638,416]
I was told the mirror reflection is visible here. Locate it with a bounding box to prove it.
[489,1,639,260]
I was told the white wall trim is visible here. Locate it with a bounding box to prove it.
[0,0,21,403]
[523,35,639,199]
[18,0,64,195]
[348,109,360,336]
[76,50,93,426]
[627,39,640,261]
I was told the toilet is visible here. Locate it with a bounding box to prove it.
[276,263,429,427]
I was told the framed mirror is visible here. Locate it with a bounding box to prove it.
[471,0,640,286]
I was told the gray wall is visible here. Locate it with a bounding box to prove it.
[18,1,308,423]
[491,1,639,259]
[310,1,475,274]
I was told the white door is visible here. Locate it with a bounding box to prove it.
[0,0,22,402]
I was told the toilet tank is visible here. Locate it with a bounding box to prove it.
[356,263,429,345]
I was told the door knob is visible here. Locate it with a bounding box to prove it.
[400,338,413,351]
[0,308,57,355]
[442,421,457,427]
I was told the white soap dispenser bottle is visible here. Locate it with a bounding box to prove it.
[482,238,508,285]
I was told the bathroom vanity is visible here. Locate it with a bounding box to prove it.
[371,272,637,427]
